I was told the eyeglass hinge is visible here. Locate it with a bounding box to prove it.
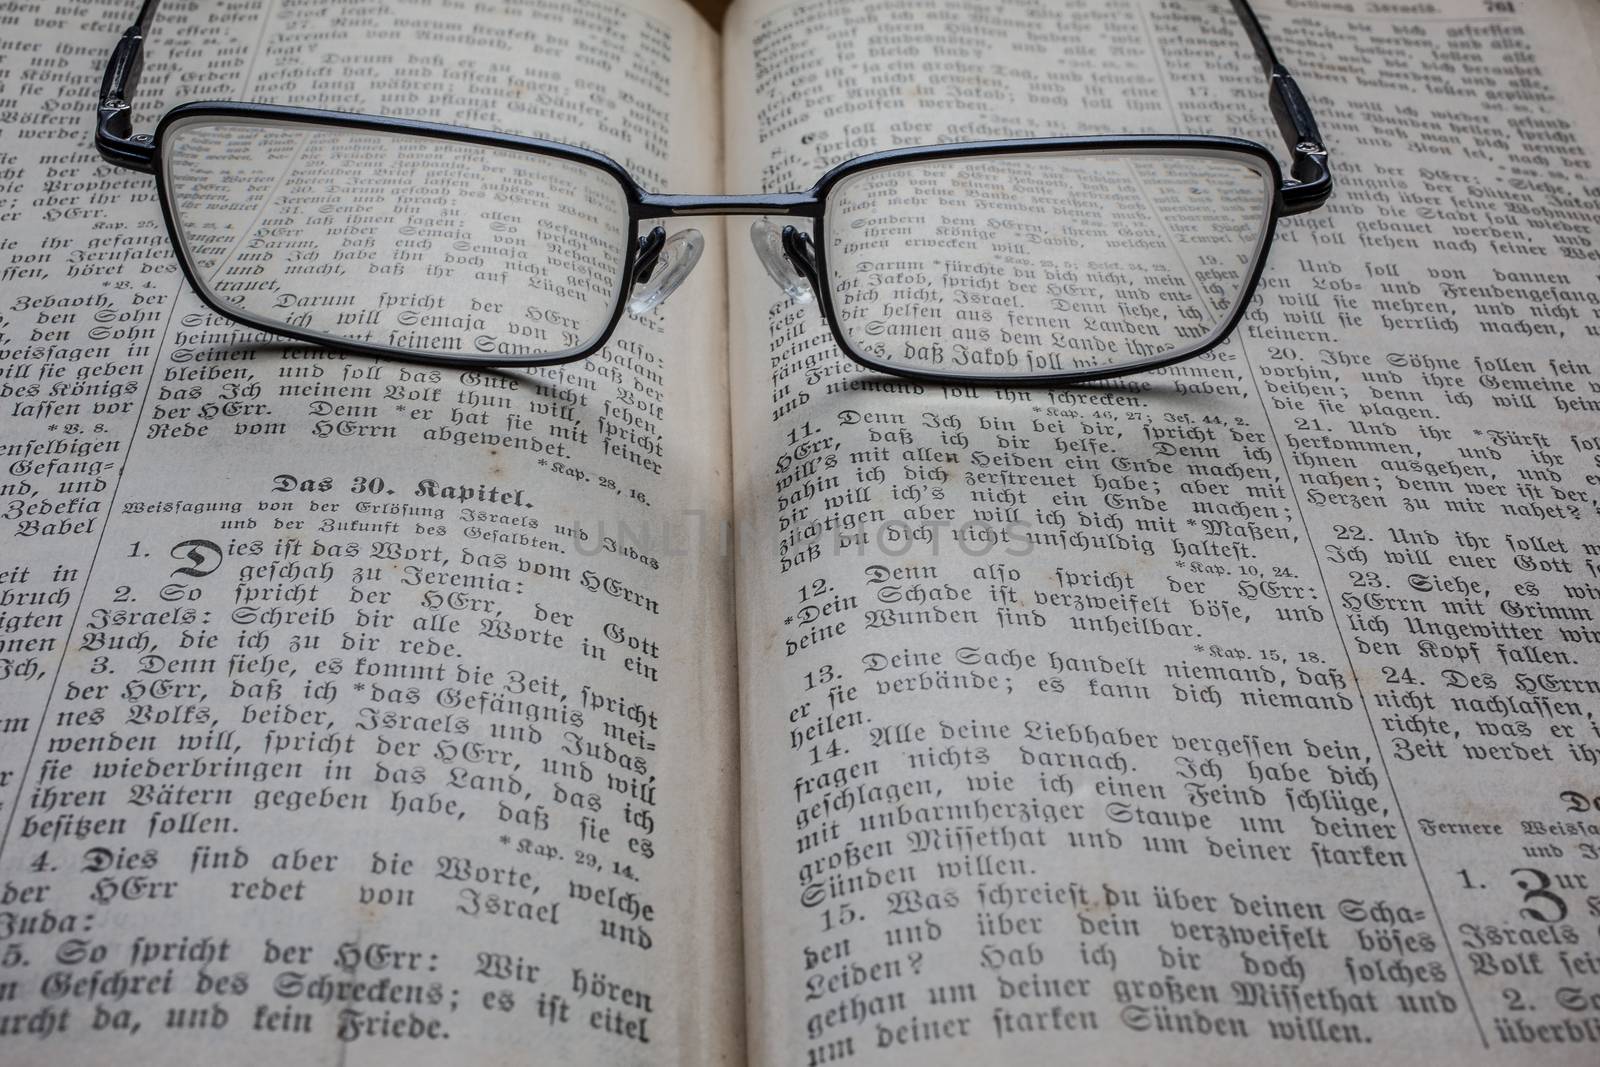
[95,102,156,172]
[1281,145,1332,215]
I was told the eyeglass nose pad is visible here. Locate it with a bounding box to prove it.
[627,226,704,316]
[750,219,816,304]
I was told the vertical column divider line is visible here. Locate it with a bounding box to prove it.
[1132,0,1490,1048]
[0,279,186,857]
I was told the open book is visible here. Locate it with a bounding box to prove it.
[2,0,1599,1062]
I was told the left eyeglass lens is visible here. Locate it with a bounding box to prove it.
[161,117,633,362]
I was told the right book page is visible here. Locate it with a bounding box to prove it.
[721,0,1600,1064]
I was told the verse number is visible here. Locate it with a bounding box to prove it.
[804,665,836,690]
[1510,867,1567,924]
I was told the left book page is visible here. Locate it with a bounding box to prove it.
[0,2,740,1065]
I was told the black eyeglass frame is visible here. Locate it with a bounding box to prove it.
[98,0,1330,386]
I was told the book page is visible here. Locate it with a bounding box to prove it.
[722,0,1600,1063]
[0,1,740,1064]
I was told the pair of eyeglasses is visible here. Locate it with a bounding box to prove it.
[97,0,1328,385]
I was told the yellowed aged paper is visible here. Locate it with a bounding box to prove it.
[0,0,740,1063]
[723,0,1600,1063]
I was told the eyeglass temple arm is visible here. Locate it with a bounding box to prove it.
[96,0,163,173]
[98,0,1328,207]
[1228,0,1329,215]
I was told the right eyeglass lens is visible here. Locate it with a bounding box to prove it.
[822,149,1274,379]
[160,116,633,363]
